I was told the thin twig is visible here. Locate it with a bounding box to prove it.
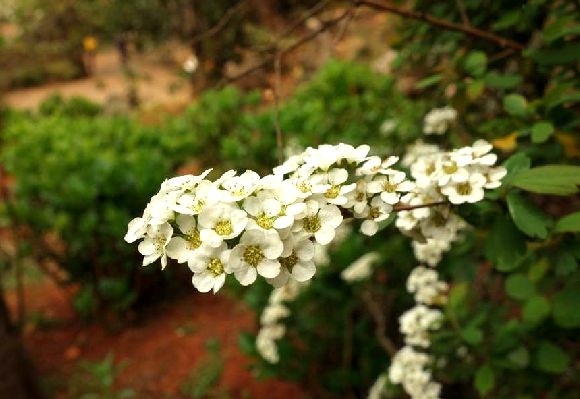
[189,1,246,45]
[219,7,353,87]
[360,290,397,357]
[393,200,449,212]
[273,54,284,163]
[454,0,470,26]
[332,4,357,46]
[356,0,524,51]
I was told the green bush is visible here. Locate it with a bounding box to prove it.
[0,112,200,317]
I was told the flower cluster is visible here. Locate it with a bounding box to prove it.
[388,346,441,399]
[397,139,505,266]
[125,143,417,292]
[256,281,302,363]
[423,106,457,135]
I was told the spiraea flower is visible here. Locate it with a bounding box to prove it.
[229,229,284,285]
[294,200,343,245]
[189,244,230,293]
[198,202,248,247]
[138,222,173,268]
[423,106,457,135]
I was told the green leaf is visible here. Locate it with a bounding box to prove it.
[531,121,555,143]
[501,153,531,185]
[484,72,523,89]
[448,282,468,310]
[528,257,549,282]
[529,42,580,66]
[486,217,527,272]
[505,274,536,300]
[511,165,580,195]
[507,346,530,369]
[467,79,485,100]
[503,94,529,117]
[522,295,550,325]
[506,191,552,239]
[552,282,580,328]
[461,327,483,345]
[535,341,570,374]
[555,252,578,276]
[475,364,495,396]
[542,17,580,43]
[554,211,580,233]
[464,51,488,77]
[414,74,442,89]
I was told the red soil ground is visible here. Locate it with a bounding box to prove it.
[7,278,308,399]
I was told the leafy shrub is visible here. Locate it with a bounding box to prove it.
[0,112,200,317]
[38,94,103,118]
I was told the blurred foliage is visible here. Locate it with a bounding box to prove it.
[0,96,200,318]
[67,353,134,399]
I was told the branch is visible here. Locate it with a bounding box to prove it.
[189,1,247,46]
[360,290,397,357]
[454,0,470,26]
[356,0,524,51]
[219,6,353,87]
[393,200,449,212]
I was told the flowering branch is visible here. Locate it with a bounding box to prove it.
[356,0,525,51]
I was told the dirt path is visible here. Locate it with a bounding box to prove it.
[3,45,192,110]
[9,278,308,399]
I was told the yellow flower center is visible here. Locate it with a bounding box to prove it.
[186,229,202,249]
[456,182,472,196]
[324,185,341,199]
[297,182,311,193]
[207,258,224,276]
[303,215,322,233]
[214,219,233,236]
[243,245,265,267]
[369,206,381,219]
[443,162,458,175]
[256,212,275,230]
[280,251,299,272]
[382,180,397,193]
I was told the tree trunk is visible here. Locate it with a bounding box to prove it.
[0,292,44,399]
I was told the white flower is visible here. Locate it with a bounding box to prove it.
[367,170,415,205]
[260,304,290,324]
[423,106,457,135]
[244,196,282,230]
[440,173,486,204]
[166,214,208,263]
[361,196,393,236]
[484,166,507,189]
[435,158,469,186]
[198,203,248,247]
[159,169,212,193]
[319,168,356,206]
[269,236,316,286]
[137,222,173,268]
[294,200,343,245]
[341,252,380,282]
[218,170,261,202]
[412,239,451,267]
[407,266,448,305]
[189,245,230,293]
[183,55,198,73]
[125,216,148,243]
[367,373,388,399]
[229,230,283,285]
[402,140,441,167]
[172,180,217,215]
